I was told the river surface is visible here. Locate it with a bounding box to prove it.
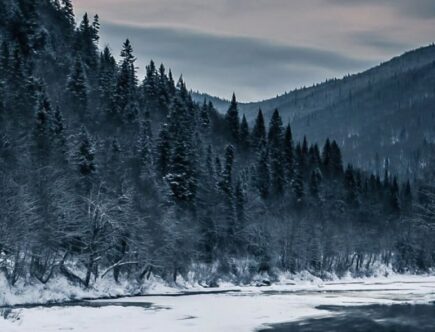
[1,276,435,331]
[262,303,435,331]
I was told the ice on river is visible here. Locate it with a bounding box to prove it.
[1,275,435,332]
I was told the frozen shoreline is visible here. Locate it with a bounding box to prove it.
[1,270,435,307]
[1,274,435,332]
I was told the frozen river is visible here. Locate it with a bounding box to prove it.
[1,276,435,331]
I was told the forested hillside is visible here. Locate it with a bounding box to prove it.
[0,0,434,288]
[196,45,435,181]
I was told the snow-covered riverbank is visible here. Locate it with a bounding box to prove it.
[1,275,435,331]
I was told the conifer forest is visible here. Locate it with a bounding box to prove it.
[1,0,435,291]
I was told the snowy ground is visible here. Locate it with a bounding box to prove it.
[1,275,435,331]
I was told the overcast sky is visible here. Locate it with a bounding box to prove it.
[74,0,435,102]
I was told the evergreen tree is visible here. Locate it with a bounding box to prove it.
[51,106,67,159]
[220,145,236,243]
[389,177,401,214]
[105,138,123,192]
[205,145,215,185]
[344,164,358,207]
[268,109,283,147]
[9,47,33,114]
[268,109,285,195]
[239,114,250,151]
[220,145,235,197]
[143,60,158,116]
[77,13,99,69]
[67,56,88,121]
[295,143,307,179]
[92,15,100,43]
[156,124,171,179]
[200,100,211,132]
[309,169,321,198]
[302,136,309,157]
[234,178,246,248]
[225,93,240,144]
[98,46,117,120]
[33,89,52,163]
[283,124,294,186]
[235,179,246,225]
[112,39,138,123]
[330,140,343,177]
[75,126,96,177]
[256,148,270,199]
[322,138,332,177]
[309,144,322,170]
[166,139,197,205]
[157,63,170,118]
[136,119,154,179]
[61,0,75,27]
[252,109,266,149]
[293,168,305,205]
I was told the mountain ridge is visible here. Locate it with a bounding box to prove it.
[194,43,435,179]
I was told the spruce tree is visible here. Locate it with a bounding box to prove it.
[136,119,154,179]
[156,124,171,179]
[200,100,211,132]
[92,15,100,43]
[235,179,246,225]
[239,114,250,151]
[113,39,137,123]
[220,145,236,242]
[293,169,305,205]
[268,109,285,196]
[61,0,75,27]
[220,145,235,197]
[234,178,246,247]
[268,109,283,147]
[283,124,294,186]
[322,138,332,177]
[76,127,96,177]
[252,109,266,149]
[205,145,215,185]
[225,93,240,144]
[33,89,52,164]
[77,13,99,69]
[98,46,117,121]
[256,148,270,199]
[51,106,67,160]
[330,140,343,177]
[67,56,88,121]
[295,143,307,179]
[143,60,158,116]
[309,144,322,170]
[344,164,358,207]
[309,169,321,198]
[389,177,401,214]
[166,138,197,205]
[157,63,170,118]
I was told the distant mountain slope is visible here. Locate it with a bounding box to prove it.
[194,44,435,178]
